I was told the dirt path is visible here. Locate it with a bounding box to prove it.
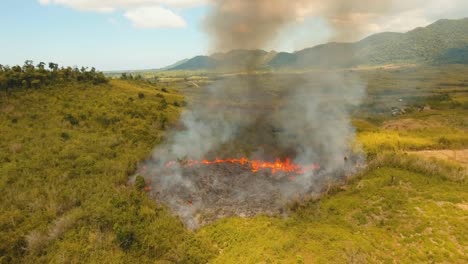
[407,149,468,169]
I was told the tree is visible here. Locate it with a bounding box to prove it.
[23,60,34,70]
[37,62,46,71]
[48,62,58,71]
[0,61,108,92]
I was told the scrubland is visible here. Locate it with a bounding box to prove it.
[1,66,467,263]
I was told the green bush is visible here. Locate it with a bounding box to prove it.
[134,175,146,191]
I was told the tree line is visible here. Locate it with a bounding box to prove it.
[0,60,108,92]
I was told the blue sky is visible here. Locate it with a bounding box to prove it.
[1,0,467,71]
[0,0,209,70]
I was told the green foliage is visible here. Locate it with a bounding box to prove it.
[0,80,213,263]
[120,73,143,81]
[134,175,146,191]
[114,225,136,250]
[0,61,107,92]
[64,114,79,126]
[158,98,168,110]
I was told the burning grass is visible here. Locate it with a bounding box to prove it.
[137,155,363,229]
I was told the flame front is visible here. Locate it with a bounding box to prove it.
[165,158,320,175]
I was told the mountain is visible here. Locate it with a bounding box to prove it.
[170,56,218,70]
[434,46,468,64]
[171,50,277,70]
[159,58,190,70]
[166,18,468,70]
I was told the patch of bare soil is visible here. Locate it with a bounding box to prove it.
[408,149,468,170]
[382,118,441,131]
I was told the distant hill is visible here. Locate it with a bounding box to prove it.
[171,50,277,70]
[166,18,468,70]
[434,46,468,64]
[159,58,190,70]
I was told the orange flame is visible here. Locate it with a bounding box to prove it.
[165,157,320,175]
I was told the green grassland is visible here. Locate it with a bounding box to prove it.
[198,165,466,263]
[1,66,467,263]
[0,80,215,263]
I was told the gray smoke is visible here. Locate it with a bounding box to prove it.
[137,0,373,228]
[205,0,394,50]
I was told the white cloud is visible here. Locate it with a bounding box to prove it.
[38,0,468,33]
[38,0,207,10]
[124,6,187,28]
[293,0,468,41]
[38,0,207,28]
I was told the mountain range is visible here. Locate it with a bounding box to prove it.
[167,18,468,70]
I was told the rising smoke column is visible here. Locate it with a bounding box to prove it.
[204,0,311,51]
[205,0,395,49]
[140,0,380,228]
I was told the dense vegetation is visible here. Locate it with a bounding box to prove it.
[0,61,107,92]
[1,66,467,263]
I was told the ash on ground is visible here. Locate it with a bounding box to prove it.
[136,157,362,229]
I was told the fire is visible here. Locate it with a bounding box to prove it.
[165,157,320,175]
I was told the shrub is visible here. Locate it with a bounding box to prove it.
[114,225,135,251]
[64,114,79,126]
[158,99,168,110]
[60,132,70,140]
[134,175,146,191]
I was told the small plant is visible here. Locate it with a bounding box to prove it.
[158,98,168,110]
[159,113,168,129]
[134,175,146,191]
[64,114,79,126]
[138,92,145,99]
[60,132,70,140]
[114,225,135,251]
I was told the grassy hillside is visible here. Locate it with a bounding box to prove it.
[0,80,215,263]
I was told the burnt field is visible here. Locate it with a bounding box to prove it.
[138,155,363,229]
[135,71,367,228]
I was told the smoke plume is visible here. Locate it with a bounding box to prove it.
[205,0,395,51]
[136,0,376,228]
